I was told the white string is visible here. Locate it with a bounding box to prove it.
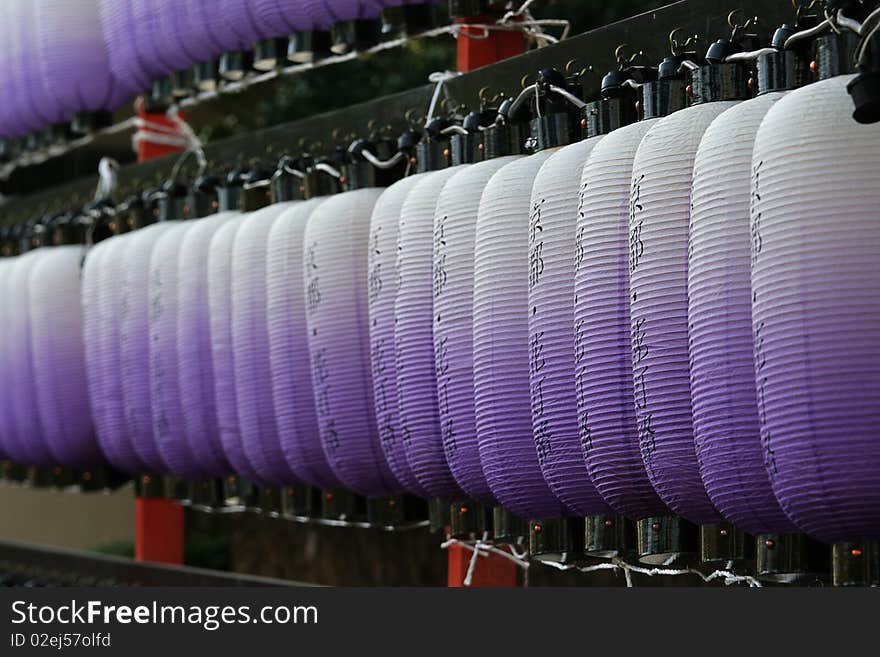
[93,157,119,202]
[425,71,461,127]
[441,537,531,587]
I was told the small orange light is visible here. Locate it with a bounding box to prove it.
[651,522,661,532]
[580,118,587,128]
[810,60,818,74]
[212,200,219,210]
[851,548,863,558]
[765,539,776,550]
[459,505,468,515]
[227,476,236,484]
[720,529,729,537]
[533,523,542,534]
[410,156,417,165]
[339,176,347,185]
[109,222,117,232]
[747,78,754,90]
[325,492,334,501]
[477,143,484,151]
[388,499,396,508]
[604,519,614,527]
[82,471,92,481]
[443,149,450,158]
[143,475,152,485]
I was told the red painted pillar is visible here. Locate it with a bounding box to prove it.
[135,498,185,565]
[134,98,187,163]
[447,543,519,588]
[455,15,527,73]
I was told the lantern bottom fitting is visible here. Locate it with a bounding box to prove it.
[492,507,528,546]
[832,541,880,587]
[367,495,429,530]
[755,533,830,583]
[636,516,699,565]
[187,479,226,513]
[428,498,451,534]
[700,522,754,564]
[449,502,493,540]
[321,488,368,524]
[529,517,587,566]
[584,515,636,560]
[222,475,259,513]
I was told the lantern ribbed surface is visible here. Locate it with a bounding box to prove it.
[574,119,670,520]
[323,0,384,21]
[120,222,178,474]
[150,222,204,480]
[9,252,54,466]
[473,151,570,520]
[251,1,312,37]
[750,74,880,543]
[208,214,260,482]
[396,167,468,502]
[232,202,300,486]
[184,0,228,61]
[217,0,262,50]
[8,1,49,135]
[366,175,430,497]
[304,188,403,497]
[177,212,238,477]
[267,199,342,490]
[154,0,201,72]
[689,92,798,535]
[36,0,130,115]
[99,0,150,94]
[128,0,173,82]
[0,260,16,460]
[30,246,102,469]
[83,235,146,473]
[434,158,521,504]
[21,1,64,129]
[629,101,739,524]
[301,1,337,29]
[528,137,610,516]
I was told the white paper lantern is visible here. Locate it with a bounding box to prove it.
[689,92,799,536]
[473,151,571,520]
[574,118,669,520]
[120,222,179,474]
[433,157,522,504]
[750,74,880,544]
[30,245,102,469]
[366,175,430,496]
[304,188,403,497]
[232,202,301,486]
[177,211,239,478]
[207,214,261,481]
[149,222,204,480]
[267,198,342,490]
[396,166,470,501]
[528,137,610,516]
[629,100,739,524]
[82,234,145,473]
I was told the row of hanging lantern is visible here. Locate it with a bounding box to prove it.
[1,0,879,585]
[0,0,442,157]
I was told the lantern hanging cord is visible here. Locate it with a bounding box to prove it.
[784,17,832,48]
[272,155,306,180]
[425,71,461,128]
[93,157,119,203]
[724,47,778,62]
[548,84,588,109]
[441,536,531,587]
[352,147,407,170]
[537,556,763,587]
[314,162,343,180]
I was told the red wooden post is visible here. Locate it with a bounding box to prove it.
[134,98,187,163]
[447,543,519,588]
[135,498,185,565]
[455,15,527,73]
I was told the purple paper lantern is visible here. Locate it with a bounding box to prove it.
[473,152,571,520]
[232,203,302,486]
[251,1,314,38]
[574,119,669,520]
[7,252,54,466]
[0,258,28,463]
[750,74,880,544]
[320,1,384,22]
[82,235,147,473]
[150,222,207,480]
[689,92,799,536]
[396,168,469,502]
[30,246,103,469]
[528,138,610,517]
[267,199,343,490]
[304,188,403,497]
[98,0,151,94]
[366,176,431,497]
[433,159,523,504]
[120,223,179,474]
[177,212,240,478]
[216,0,262,50]
[37,0,132,117]
[629,101,740,524]
[208,215,261,481]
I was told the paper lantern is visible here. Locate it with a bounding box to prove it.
[98,0,151,94]
[120,222,179,474]
[321,1,384,21]
[750,74,880,543]
[216,0,262,50]
[528,137,611,516]
[267,198,343,490]
[629,100,741,524]
[149,222,207,480]
[366,175,431,496]
[36,0,131,116]
[232,202,302,486]
[689,92,799,535]
[474,151,571,520]
[251,1,314,38]
[433,157,523,504]
[304,188,403,496]
[208,214,261,482]
[575,119,669,520]
[7,0,54,135]
[30,246,102,469]
[300,1,338,30]
[0,3,14,137]
[82,235,146,473]
[177,212,239,478]
[0,258,27,463]
[7,251,54,466]
[153,0,205,73]
[396,167,470,501]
